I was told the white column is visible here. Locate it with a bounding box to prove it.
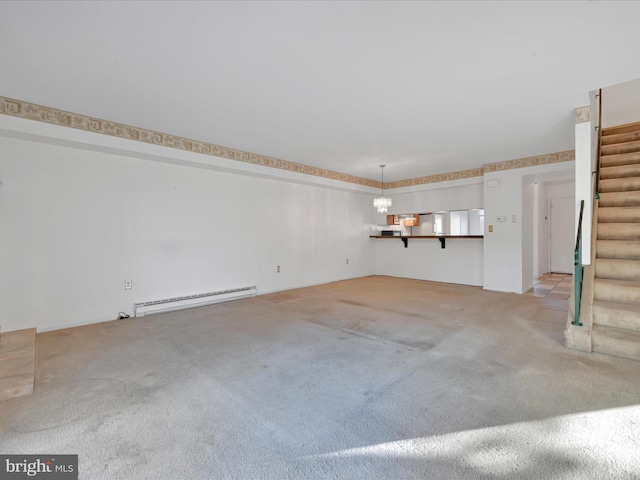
[575,103,592,265]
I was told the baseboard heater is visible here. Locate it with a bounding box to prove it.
[134,286,257,317]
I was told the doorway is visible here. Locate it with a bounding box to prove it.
[550,197,575,274]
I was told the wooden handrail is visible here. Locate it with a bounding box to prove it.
[595,89,603,199]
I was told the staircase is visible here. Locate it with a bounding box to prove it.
[590,120,640,360]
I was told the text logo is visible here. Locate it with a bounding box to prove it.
[1,455,78,479]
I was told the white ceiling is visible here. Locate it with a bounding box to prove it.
[2,1,640,183]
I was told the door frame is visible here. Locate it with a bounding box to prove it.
[548,195,575,274]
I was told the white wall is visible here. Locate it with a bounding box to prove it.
[0,112,581,333]
[375,238,483,286]
[415,214,433,235]
[547,182,575,201]
[0,116,377,333]
[375,178,485,285]
[484,170,524,293]
[533,182,549,277]
[385,179,484,215]
[602,77,640,127]
[484,162,574,293]
[521,182,534,292]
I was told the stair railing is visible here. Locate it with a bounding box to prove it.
[573,89,603,326]
[595,89,603,199]
[572,199,585,326]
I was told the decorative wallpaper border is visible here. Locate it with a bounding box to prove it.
[483,150,575,173]
[385,167,485,189]
[383,148,575,189]
[0,96,575,190]
[0,96,380,189]
[575,105,591,124]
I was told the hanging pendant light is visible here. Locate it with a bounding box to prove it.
[373,164,392,213]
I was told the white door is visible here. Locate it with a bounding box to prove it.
[550,197,575,274]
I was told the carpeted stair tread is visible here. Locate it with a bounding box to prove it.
[597,223,640,240]
[601,139,640,156]
[592,324,640,361]
[600,151,640,168]
[601,130,640,145]
[599,191,640,207]
[594,278,640,304]
[582,120,640,362]
[597,206,640,223]
[597,240,640,260]
[593,300,640,332]
[599,176,640,193]
[600,163,640,180]
[602,120,640,137]
[595,258,640,281]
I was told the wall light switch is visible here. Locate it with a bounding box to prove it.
[512,214,517,223]
[488,225,493,232]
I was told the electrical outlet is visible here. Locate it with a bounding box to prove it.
[346,258,349,264]
[277,266,280,273]
[125,279,132,290]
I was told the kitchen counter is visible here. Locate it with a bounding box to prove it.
[369,235,483,239]
[370,234,483,248]
[372,234,484,286]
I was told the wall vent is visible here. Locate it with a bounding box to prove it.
[134,286,257,317]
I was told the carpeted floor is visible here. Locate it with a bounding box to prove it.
[1,276,639,479]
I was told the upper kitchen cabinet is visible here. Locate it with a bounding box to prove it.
[386,214,400,225]
[403,214,420,227]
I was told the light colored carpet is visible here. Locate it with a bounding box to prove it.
[1,276,640,479]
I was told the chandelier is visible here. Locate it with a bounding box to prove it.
[373,164,392,213]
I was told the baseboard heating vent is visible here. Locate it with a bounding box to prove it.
[134,286,257,317]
